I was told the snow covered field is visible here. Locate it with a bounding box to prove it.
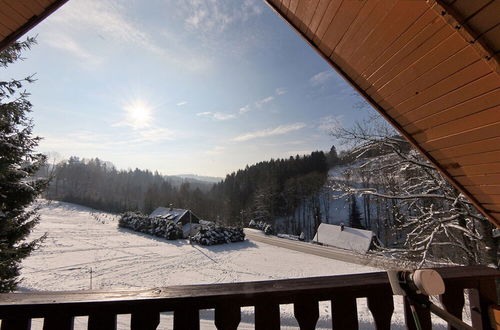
[19,200,448,329]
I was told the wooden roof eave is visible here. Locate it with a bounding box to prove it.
[0,0,68,52]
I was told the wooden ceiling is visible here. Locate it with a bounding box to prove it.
[0,0,67,52]
[265,0,500,227]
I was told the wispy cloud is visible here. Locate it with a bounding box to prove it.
[275,87,287,95]
[183,0,263,33]
[205,145,226,155]
[44,0,210,71]
[232,123,306,142]
[197,111,236,121]
[176,101,188,106]
[318,115,343,132]
[255,96,275,108]
[310,70,335,86]
[239,105,251,114]
[45,33,102,66]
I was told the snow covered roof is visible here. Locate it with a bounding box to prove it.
[149,207,188,224]
[313,223,374,254]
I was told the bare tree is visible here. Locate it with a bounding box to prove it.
[330,116,497,268]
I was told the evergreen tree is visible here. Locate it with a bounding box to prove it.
[0,38,48,292]
[349,194,364,229]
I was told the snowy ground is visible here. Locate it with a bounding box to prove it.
[18,200,449,329]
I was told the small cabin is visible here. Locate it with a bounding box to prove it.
[149,207,200,226]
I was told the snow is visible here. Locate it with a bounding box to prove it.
[19,200,448,329]
[313,223,374,253]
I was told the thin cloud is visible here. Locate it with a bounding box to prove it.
[275,87,287,95]
[197,112,236,121]
[255,96,275,108]
[45,33,102,66]
[232,123,306,142]
[176,101,188,106]
[318,115,344,132]
[45,0,210,71]
[310,70,335,86]
[205,146,226,155]
[184,0,263,33]
[239,105,251,114]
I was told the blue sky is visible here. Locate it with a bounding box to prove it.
[6,0,374,177]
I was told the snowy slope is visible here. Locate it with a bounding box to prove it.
[20,200,448,329]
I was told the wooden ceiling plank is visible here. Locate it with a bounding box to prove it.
[361,12,449,90]
[421,122,500,152]
[404,88,500,135]
[385,59,491,117]
[458,174,500,186]
[348,1,429,84]
[448,163,500,177]
[466,1,500,36]
[465,186,500,196]
[450,0,494,21]
[286,0,302,29]
[414,106,500,143]
[289,0,299,14]
[280,0,291,17]
[318,0,365,56]
[429,137,500,160]
[295,0,319,34]
[474,194,500,205]
[311,0,343,45]
[396,73,500,127]
[484,204,500,213]
[370,34,470,102]
[467,186,500,195]
[0,1,30,21]
[439,150,500,168]
[478,23,500,53]
[334,0,399,62]
[0,10,18,33]
[305,0,331,40]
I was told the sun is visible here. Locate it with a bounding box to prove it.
[124,100,153,129]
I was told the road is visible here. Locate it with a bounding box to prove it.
[244,229,399,269]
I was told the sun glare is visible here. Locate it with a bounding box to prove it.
[124,100,153,129]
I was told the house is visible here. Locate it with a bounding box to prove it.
[149,207,200,226]
[313,223,378,254]
[150,207,201,238]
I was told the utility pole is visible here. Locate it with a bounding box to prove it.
[189,211,192,245]
[89,267,93,290]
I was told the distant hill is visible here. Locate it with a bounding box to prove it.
[176,174,222,183]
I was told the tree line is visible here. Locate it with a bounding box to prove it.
[40,151,334,232]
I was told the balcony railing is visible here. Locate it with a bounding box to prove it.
[0,265,497,330]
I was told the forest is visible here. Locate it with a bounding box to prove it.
[40,150,334,231]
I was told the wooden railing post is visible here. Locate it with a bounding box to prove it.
[214,303,240,330]
[173,308,200,330]
[404,295,432,330]
[88,312,116,330]
[294,298,319,330]
[0,316,31,330]
[332,294,358,329]
[440,284,465,330]
[367,289,394,330]
[255,302,280,330]
[43,314,74,330]
[469,278,497,330]
[131,310,160,330]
